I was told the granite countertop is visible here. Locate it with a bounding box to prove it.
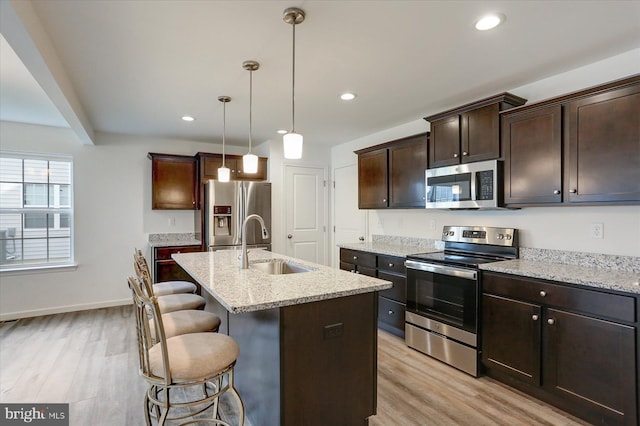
[480,259,640,295]
[338,242,441,258]
[148,233,201,248]
[173,249,392,313]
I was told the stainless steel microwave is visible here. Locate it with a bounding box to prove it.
[425,160,504,209]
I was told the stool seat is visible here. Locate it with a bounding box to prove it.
[153,281,197,296]
[151,310,221,339]
[148,333,239,382]
[157,293,205,313]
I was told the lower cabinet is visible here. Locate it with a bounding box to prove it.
[153,245,202,286]
[482,272,638,426]
[339,248,406,337]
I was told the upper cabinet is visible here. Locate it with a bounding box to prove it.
[502,75,640,206]
[148,153,198,210]
[424,93,527,168]
[355,133,428,209]
[198,152,268,182]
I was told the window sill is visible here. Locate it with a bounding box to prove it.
[0,263,78,276]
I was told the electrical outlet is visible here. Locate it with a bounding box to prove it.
[590,223,604,239]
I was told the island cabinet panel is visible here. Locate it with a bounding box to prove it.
[152,245,201,285]
[481,271,638,426]
[425,93,527,168]
[501,74,640,207]
[502,105,563,204]
[355,133,428,209]
[281,292,377,426]
[149,153,198,210]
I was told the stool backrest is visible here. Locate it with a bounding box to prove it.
[133,249,154,297]
[127,276,172,385]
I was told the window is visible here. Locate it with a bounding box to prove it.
[0,151,74,270]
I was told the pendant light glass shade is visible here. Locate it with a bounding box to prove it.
[283,7,305,160]
[242,153,258,173]
[283,132,303,159]
[242,60,259,174]
[217,96,231,182]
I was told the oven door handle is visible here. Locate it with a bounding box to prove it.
[404,260,477,280]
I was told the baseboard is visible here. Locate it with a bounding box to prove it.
[0,298,132,322]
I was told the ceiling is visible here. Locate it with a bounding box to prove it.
[1,1,639,148]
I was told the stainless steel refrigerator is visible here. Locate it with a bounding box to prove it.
[202,181,271,251]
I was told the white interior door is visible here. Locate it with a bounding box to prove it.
[332,163,367,267]
[284,165,327,264]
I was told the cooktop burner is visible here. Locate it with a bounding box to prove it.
[406,251,506,268]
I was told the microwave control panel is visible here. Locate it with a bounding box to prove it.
[476,170,494,200]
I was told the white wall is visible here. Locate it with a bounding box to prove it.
[331,49,640,258]
[0,122,247,320]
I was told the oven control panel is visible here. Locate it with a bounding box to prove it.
[441,226,517,247]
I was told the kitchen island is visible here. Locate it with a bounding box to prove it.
[173,249,392,426]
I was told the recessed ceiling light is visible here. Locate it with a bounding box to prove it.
[340,92,357,101]
[475,13,505,31]
[277,129,288,134]
[181,115,195,122]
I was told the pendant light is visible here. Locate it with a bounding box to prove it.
[217,96,231,182]
[242,60,259,174]
[283,7,305,159]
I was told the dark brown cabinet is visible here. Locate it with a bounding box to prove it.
[355,133,428,209]
[425,93,526,168]
[152,245,202,285]
[198,152,268,182]
[482,271,638,426]
[339,248,406,337]
[502,75,640,206]
[149,153,198,210]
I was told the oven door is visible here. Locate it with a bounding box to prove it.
[405,260,478,334]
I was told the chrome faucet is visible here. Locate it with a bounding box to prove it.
[240,214,270,269]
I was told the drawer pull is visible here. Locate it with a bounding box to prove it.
[553,190,561,195]
[547,318,555,325]
[353,256,358,260]
[388,263,394,268]
[355,271,360,274]
[388,310,394,315]
[539,291,546,297]
[532,314,539,321]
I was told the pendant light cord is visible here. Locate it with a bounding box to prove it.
[249,68,253,153]
[291,21,296,133]
[222,101,226,166]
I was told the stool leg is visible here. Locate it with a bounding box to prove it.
[228,370,245,426]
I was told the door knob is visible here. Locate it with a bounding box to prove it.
[287,234,293,239]
[359,236,365,241]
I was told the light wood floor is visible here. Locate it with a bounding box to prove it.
[0,306,590,425]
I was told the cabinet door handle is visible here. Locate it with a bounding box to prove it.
[453,153,459,158]
[569,189,577,193]
[383,198,387,203]
[388,263,394,267]
[353,256,358,260]
[553,190,561,195]
[355,270,360,274]
[547,318,555,325]
[539,291,546,297]
[350,269,355,273]
[462,151,468,156]
[388,310,394,315]
[532,314,539,321]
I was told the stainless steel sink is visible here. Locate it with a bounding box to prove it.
[250,259,312,275]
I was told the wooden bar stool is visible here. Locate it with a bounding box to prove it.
[127,277,245,426]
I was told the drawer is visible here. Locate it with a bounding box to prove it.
[155,245,201,260]
[483,272,635,323]
[340,261,356,273]
[377,255,406,275]
[358,266,377,277]
[378,297,406,334]
[340,249,376,269]
[378,271,406,303]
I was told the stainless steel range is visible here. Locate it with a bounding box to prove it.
[404,225,518,377]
